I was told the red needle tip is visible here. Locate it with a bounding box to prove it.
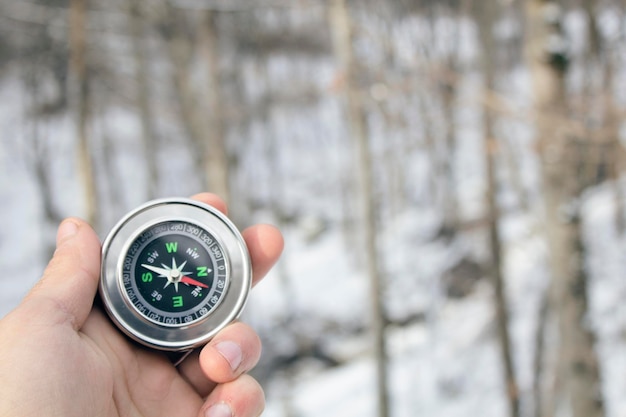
[181,276,208,288]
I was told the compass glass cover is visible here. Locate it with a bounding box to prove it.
[122,220,227,327]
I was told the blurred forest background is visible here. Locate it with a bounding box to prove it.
[1,0,626,416]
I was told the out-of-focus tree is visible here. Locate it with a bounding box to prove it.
[474,1,520,416]
[127,0,160,200]
[579,0,625,232]
[198,10,230,206]
[153,1,232,206]
[526,1,605,417]
[69,0,97,227]
[329,1,390,417]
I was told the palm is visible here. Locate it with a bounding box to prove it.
[4,304,202,417]
[77,309,204,417]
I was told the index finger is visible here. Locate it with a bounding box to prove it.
[190,192,228,215]
[190,193,284,286]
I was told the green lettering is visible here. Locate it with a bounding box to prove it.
[172,296,183,308]
[165,242,178,253]
[141,272,153,282]
[196,266,208,277]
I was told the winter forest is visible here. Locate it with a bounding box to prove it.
[1,0,626,416]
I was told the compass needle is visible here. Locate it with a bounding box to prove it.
[181,276,209,288]
[100,198,251,351]
[141,264,171,277]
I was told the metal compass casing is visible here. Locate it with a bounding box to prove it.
[99,198,251,352]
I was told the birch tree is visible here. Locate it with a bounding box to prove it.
[526,2,604,416]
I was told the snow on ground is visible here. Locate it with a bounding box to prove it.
[249,182,626,417]
[247,198,546,417]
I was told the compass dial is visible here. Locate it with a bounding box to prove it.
[123,221,227,326]
[100,198,251,352]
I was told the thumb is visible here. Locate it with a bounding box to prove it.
[26,218,101,330]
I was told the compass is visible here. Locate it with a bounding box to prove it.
[99,198,251,353]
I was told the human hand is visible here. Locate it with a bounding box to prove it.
[0,193,284,417]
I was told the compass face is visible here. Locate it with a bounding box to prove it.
[123,221,227,327]
[100,198,252,352]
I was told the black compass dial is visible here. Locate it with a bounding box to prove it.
[122,221,227,327]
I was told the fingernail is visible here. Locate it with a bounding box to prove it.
[205,402,232,417]
[215,340,243,372]
[57,219,79,245]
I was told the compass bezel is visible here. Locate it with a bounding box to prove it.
[119,218,230,327]
[99,198,251,352]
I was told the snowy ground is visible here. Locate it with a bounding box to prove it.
[245,185,626,417]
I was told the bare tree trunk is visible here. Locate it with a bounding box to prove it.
[199,10,231,205]
[69,0,96,226]
[157,3,230,202]
[158,2,209,190]
[532,286,553,417]
[265,104,297,417]
[20,61,64,259]
[474,2,520,416]
[329,2,390,417]
[526,2,604,417]
[439,3,461,233]
[484,111,521,417]
[526,2,568,415]
[128,0,159,200]
[611,127,626,234]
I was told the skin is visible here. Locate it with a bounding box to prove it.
[0,193,284,417]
